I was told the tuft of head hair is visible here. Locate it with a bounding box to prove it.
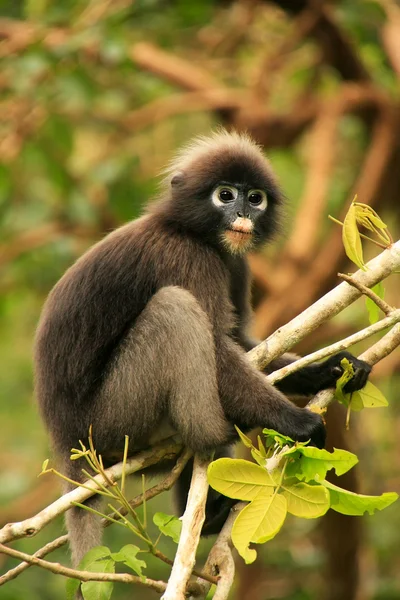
[162,129,266,184]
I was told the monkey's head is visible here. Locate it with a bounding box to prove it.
[160,130,283,254]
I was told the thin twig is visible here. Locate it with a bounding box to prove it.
[0,438,182,544]
[0,535,68,585]
[337,272,394,315]
[106,448,192,522]
[267,309,400,385]
[0,543,168,593]
[0,448,218,588]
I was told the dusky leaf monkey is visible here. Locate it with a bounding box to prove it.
[34,130,371,567]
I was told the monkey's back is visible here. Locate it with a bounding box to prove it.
[34,213,233,447]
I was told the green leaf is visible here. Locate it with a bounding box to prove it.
[296,446,359,481]
[357,381,388,408]
[81,563,114,600]
[235,426,254,448]
[77,547,114,600]
[69,547,113,600]
[281,480,330,518]
[349,392,364,412]
[232,491,287,563]
[207,458,275,501]
[153,513,182,543]
[334,358,355,405]
[257,435,267,457]
[365,282,385,324]
[251,447,269,467]
[111,544,146,577]
[322,480,398,516]
[66,577,80,600]
[342,202,366,270]
[354,203,388,230]
[262,429,295,446]
[79,547,112,568]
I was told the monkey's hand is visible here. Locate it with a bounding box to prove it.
[280,407,326,449]
[319,350,371,393]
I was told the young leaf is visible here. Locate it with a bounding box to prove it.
[79,546,112,567]
[66,577,80,600]
[342,202,366,271]
[358,381,388,408]
[235,426,254,448]
[349,392,364,412]
[251,447,269,467]
[71,547,115,600]
[296,446,359,481]
[322,480,398,516]
[111,544,146,577]
[262,429,295,446]
[207,458,276,501]
[257,435,267,458]
[365,282,385,324]
[334,358,355,405]
[81,560,114,600]
[231,491,287,563]
[153,513,182,544]
[281,480,330,518]
[69,546,114,600]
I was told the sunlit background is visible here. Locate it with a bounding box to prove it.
[1,1,399,599]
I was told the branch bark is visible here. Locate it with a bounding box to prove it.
[267,309,400,385]
[162,454,212,600]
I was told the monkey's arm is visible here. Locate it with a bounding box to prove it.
[215,335,326,448]
[239,337,371,396]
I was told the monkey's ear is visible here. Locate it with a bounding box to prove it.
[171,171,185,186]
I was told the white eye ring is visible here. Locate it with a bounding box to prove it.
[212,185,238,207]
[247,189,268,210]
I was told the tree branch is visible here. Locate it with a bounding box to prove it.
[162,454,212,600]
[0,542,168,593]
[267,309,400,385]
[0,448,209,586]
[195,503,245,600]
[337,272,395,315]
[248,240,400,370]
[0,438,182,544]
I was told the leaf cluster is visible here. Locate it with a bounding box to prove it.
[330,198,393,271]
[207,428,398,563]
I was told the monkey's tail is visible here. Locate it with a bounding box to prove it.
[63,460,103,567]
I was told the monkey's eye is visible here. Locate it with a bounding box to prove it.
[248,189,267,210]
[212,185,238,207]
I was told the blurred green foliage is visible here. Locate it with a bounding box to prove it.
[0,1,399,599]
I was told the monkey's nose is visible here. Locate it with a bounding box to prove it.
[237,211,250,218]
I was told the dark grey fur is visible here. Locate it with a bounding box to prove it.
[34,131,371,568]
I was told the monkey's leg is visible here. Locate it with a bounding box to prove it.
[93,285,232,453]
[66,286,232,568]
[175,447,236,535]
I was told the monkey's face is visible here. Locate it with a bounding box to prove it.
[165,138,283,252]
[211,183,268,254]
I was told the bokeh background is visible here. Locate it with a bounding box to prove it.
[1,1,399,599]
